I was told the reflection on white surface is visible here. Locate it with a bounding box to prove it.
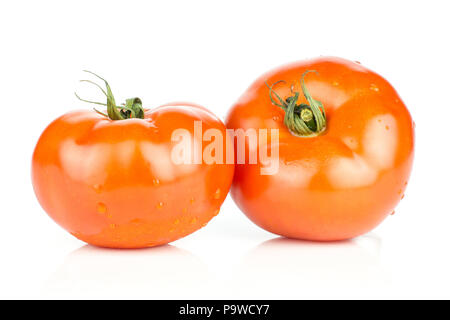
[44,244,209,299]
[233,235,390,297]
[43,235,390,299]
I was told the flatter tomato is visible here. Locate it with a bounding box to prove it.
[226,57,414,241]
[32,72,234,248]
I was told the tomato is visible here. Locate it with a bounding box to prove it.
[32,72,234,248]
[226,57,414,241]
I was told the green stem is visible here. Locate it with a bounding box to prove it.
[266,70,326,136]
[75,70,145,120]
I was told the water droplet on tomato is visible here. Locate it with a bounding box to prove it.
[401,194,405,200]
[153,179,160,186]
[93,184,102,193]
[214,188,221,199]
[97,202,107,214]
[174,219,180,225]
[332,81,339,86]
[370,84,379,92]
[190,217,197,224]
[109,223,116,229]
[272,116,280,122]
[156,202,164,209]
[190,197,195,204]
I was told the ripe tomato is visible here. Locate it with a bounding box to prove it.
[32,72,234,248]
[226,57,414,241]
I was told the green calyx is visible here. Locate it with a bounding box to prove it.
[75,70,145,120]
[266,70,326,136]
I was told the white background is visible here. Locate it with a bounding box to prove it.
[0,0,449,299]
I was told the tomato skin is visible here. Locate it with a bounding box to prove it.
[32,103,234,248]
[226,57,414,241]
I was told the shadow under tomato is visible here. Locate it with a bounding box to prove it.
[44,244,210,299]
[232,234,390,298]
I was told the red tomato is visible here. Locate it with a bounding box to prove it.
[32,73,234,248]
[226,57,414,241]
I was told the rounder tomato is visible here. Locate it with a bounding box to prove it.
[226,57,414,241]
[32,75,234,248]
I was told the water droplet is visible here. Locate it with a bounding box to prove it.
[153,179,160,186]
[169,228,175,233]
[190,217,197,224]
[190,197,195,204]
[401,194,405,200]
[97,202,107,214]
[109,223,116,229]
[174,219,180,225]
[93,184,102,193]
[272,116,280,122]
[332,81,339,86]
[214,189,221,199]
[370,84,379,92]
[156,202,164,209]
